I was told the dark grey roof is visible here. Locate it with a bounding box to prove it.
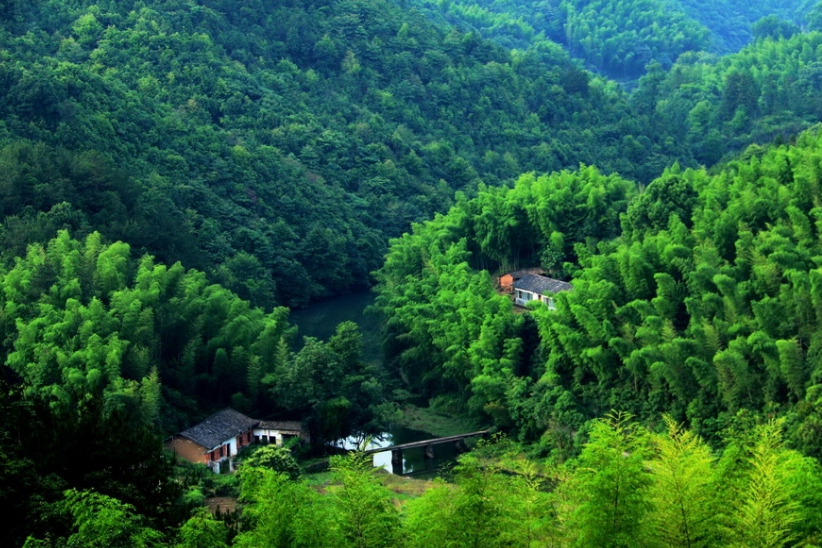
[256,420,303,432]
[513,274,572,294]
[506,268,545,280]
[178,408,259,449]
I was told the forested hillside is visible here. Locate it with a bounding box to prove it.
[0,0,698,311]
[634,30,822,165]
[228,418,822,547]
[679,0,814,51]
[375,126,822,460]
[0,231,401,545]
[403,0,818,78]
[1,0,817,315]
[7,0,822,545]
[20,415,822,546]
[0,230,398,436]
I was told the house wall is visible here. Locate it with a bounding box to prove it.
[515,289,554,308]
[255,428,283,445]
[171,428,300,473]
[499,274,514,289]
[236,430,254,452]
[168,429,256,474]
[514,289,553,307]
[515,289,538,304]
[215,429,254,458]
[167,436,208,464]
[253,427,308,445]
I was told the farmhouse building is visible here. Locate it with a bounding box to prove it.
[166,408,309,473]
[498,267,547,292]
[510,272,572,309]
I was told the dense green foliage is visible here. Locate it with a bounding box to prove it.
[0,230,290,429]
[533,130,822,451]
[7,0,822,544]
[269,321,400,445]
[634,31,822,166]
[375,166,634,423]
[1,379,181,547]
[678,0,813,52]
[559,0,710,77]
[1,0,817,317]
[404,0,710,77]
[0,230,395,439]
[0,231,395,544]
[376,127,822,460]
[233,452,402,548]
[395,1,822,162]
[239,445,301,479]
[33,416,810,547]
[21,415,822,546]
[0,0,699,312]
[403,0,816,79]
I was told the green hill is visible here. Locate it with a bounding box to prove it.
[399,0,818,78]
[375,125,822,460]
[0,0,692,310]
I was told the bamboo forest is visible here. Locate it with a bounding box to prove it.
[5,0,822,545]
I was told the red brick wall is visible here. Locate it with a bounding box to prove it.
[166,436,208,464]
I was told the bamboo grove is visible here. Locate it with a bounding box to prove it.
[375,127,822,460]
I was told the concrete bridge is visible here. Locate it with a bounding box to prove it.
[364,430,490,473]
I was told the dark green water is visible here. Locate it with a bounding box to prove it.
[289,290,382,366]
[349,427,460,477]
[382,426,460,477]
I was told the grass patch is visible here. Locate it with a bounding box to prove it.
[375,468,436,501]
[302,463,436,502]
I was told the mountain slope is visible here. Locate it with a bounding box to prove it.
[375,124,822,459]
[398,0,818,78]
[0,0,691,308]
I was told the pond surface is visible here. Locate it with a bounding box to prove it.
[342,426,461,478]
[289,290,382,366]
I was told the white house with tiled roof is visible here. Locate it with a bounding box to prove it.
[512,273,572,309]
[166,408,257,472]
